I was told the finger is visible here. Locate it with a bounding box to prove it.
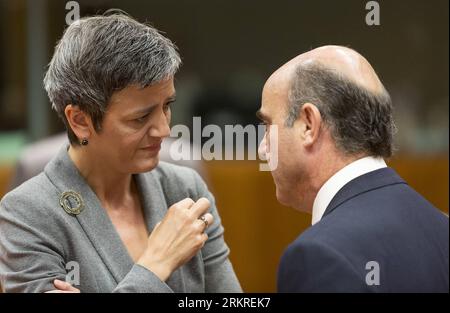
[153,221,162,230]
[67,285,80,292]
[53,279,80,292]
[196,213,214,231]
[45,290,79,293]
[199,232,209,247]
[175,198,195,210]
[190,197,211,218]
[53,279,72,290]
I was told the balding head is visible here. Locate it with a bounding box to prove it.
[262,45,395,158]
[267,45,386,96]
[259,46,396,211]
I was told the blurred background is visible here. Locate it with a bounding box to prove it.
[0,0,448,292]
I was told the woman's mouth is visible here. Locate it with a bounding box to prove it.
[141,142,162,153]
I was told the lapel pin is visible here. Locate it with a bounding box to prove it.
[60,191,85,215]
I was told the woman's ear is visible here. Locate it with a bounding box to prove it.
[64,104,92,141]
[297,102,322,147]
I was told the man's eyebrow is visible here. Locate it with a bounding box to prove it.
[256,109,269,121]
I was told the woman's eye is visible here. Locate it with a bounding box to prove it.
[163,103,171,112]
[135,114,149,123]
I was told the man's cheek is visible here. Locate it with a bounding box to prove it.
[267,125,279,170]
[258,141,265,160]
[258,134,268,159]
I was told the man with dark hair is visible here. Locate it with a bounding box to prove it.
[257,45,448,292]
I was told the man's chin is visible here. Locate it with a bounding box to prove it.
[275,187,291,207]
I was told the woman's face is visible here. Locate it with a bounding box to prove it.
[89,78,176,174]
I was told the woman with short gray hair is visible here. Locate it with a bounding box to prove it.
[0,12,242,293]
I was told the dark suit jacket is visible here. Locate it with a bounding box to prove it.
[277,168,449,292]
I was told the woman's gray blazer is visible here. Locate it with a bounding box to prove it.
[0,145,242,293]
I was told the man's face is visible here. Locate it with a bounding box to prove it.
[89,78,176,174]
[257,79,306,207]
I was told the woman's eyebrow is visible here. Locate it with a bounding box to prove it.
[131,104,158,116]
[130,94,177,116]
[167,93,177,102]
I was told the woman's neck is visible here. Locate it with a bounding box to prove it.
[68,145,135,209]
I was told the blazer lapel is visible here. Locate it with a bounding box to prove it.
[322,167,407,219]
[134,173,166,232]
[135,171,187,292]
[44,145,134,284]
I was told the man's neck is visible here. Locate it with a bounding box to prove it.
[296,152,364,213]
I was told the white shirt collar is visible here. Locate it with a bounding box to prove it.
[311,156,387,225]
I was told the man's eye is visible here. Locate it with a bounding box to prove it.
[259,122,269,129]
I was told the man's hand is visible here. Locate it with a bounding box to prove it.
[45,279,80,293]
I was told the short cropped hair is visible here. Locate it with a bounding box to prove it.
[286,63,396,158]
[44,12,181,145]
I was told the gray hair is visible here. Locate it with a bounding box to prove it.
[44,12,181,145]
[286,63,396,158]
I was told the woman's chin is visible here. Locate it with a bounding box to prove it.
[132,156,160,173]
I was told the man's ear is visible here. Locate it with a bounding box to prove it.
[297,102,322,147]
[64,104,93,141]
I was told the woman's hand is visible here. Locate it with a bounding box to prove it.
[45,279,80,293]
[137,197,214,282]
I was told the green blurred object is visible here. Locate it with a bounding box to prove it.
[0,131,27,164]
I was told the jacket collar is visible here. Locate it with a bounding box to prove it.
[312,157,387,225]
[44,144,168,284]
[322,167,407,220]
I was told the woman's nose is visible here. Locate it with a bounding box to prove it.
[149,111,171,138]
